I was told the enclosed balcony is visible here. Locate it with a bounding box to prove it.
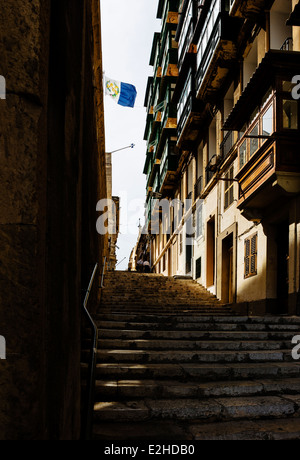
[177,0,198,71]
[159,139,179,194]
[223,50,300,219]
[160,83,177,131]
[146,157,161,192]
[195,0,240,100]
[144,77,154,118]
[177,69,204,148]
[152,170,161,196]
[144,111,154,147]
[158,0,180,24]
[160,21,179,80]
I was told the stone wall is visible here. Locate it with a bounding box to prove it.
[0,0,107,440]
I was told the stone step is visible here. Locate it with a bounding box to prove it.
[187,417,300,441]
[94,377,300,400]
[92,417,300,441]
[93,395,299,423]
[95,313,300,325]
[98,328,295,341]
[102,291,214,296]
[94,362,300,381]
[89,271,300,440]
[95,338,292,351]
[100,311,233,317]
[94,349,293,364]
[96,320,300,332]
[100,304,228,310]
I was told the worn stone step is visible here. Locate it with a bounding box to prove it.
[188,417,300,440]
[92,420,192,441]
[100,305,228,311]
[96,338,291,351]
[93,395,298,423]
[98,328,295,341]
[100,310,232,316]
[95,349,293,364]
[94,377,300,401]
[95,313,300,324]
[94,362,300,381]
[96,320,300,332]
[92,417,300,441]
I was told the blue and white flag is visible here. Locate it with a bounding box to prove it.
[104,76,137,108]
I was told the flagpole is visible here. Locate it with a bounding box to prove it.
[109,144,135,154]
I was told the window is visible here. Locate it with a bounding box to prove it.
[224,166,234,210]
[280,78,299,130]
[196,204,203,238]
[282,100,298,129]
[197,0,221,67]
[249,123,259,157]
[178,0,193,60]
[262,105,273,136]
[186,216,194,242]
[239,140,247,169]
[196,257,202,279]
[244,233,257,278]
[178,72,192,122]
[238,89,275,170]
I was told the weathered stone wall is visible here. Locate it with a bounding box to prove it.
[0,0,107,440]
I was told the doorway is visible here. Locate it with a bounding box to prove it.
[222,233,234,304]
[276,220,289,313]
[206,216,215,287]
[186,243,192,275]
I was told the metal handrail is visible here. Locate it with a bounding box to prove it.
[82,263,99,441]
[101,256,107,288]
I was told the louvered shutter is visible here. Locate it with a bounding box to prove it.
[250,234,257,275]
[244,238,250,278]
[244,234,258,278]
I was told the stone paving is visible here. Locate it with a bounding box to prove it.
[83,271,300,440]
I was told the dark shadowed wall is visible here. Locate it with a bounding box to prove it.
[0,0,107,440]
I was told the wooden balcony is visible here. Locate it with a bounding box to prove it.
[159,140,179,194]
[195,12,239,101]
[236,134,300,221]
[222,50,300,219]
[177,79,205,149]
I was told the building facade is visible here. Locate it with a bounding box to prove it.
[142,0,300,315]
[0,0,108,439]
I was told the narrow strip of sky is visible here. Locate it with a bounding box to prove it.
[100,0,160,270]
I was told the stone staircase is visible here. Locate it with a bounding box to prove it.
[84,271,300,440]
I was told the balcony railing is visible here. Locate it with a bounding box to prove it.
[194,175,203,199]
[280,37,293,51]
[220,130,235,160]
[205,154,218,184]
